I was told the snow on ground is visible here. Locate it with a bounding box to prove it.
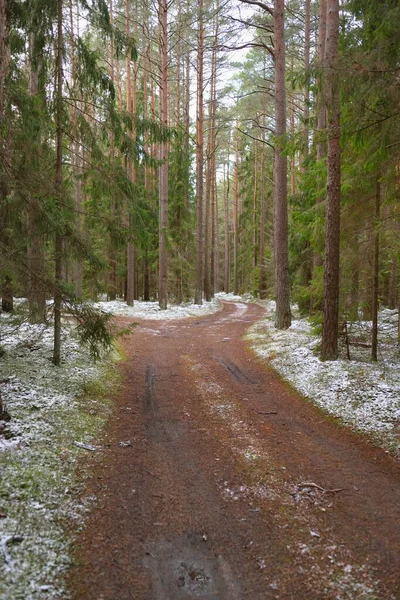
[248,302,400,455]
[95,295,216,319]
[93,292,245,320]
[0,302,116,599]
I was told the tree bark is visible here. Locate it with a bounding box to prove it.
[274,0,291,328]
[224,157,230,293]
[233,121,239,295]
[316,0,327,162]
[108,0,117,300]
[371,170,381,361]
[302,0,311,164]
[125,0,135,307]
[194,0,204,305]
[259,139,267,299]
[158,0,168,309]
[53,0,64,366]
[321,0,341,361]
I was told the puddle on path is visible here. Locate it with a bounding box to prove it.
[144,533,240,599]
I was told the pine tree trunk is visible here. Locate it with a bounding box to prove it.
[224,158,230,293]
[212,163,218,293]
[158,0,168,309]
[233,122,239,295]
[302,0,310,164]
[321,0,340,361]
[317,0,327,162]
[259,141,267,299]
[0,0,12,314]
[194,0,204,305]
[311,0,328,278]
[274,0,291,328]
[125,0,135,306]
[204,116,212,302]
[53,0,64,366]
[108,0,117,300]
[253,140,258,279]
[371,170,381,361]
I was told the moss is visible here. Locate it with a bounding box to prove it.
[0,347,122,600]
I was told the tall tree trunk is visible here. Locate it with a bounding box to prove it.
[204,21,218,301]
[233,121,239,295]
[204,138,212,301]
[194,0,204,305]
[253,139,258,279]
[125,0,135,306]
[311,0,328,285]
[321,0,341,361]
[371,170,381,361]
[108,0,117,300]
[70,0,83,298]
[0,0,12,313]
[53,0,64,366]
[224,157,230,293]
[158,0,168,309]
[302,0,311,164]
[274,0,291,328]
[290,90,296,195]
[259,140,267,299]
[27,32,47,323]
[316,0,327,162]
[212,164,218,293]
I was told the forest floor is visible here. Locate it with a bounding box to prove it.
[69,301,400,600]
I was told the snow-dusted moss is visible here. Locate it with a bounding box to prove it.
[0,309,119,599]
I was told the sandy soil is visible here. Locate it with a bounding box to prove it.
[69,301,400,600]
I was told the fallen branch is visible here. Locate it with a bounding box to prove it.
[258,411,278,415]
[297,482,345,494]
[73,441,98,452]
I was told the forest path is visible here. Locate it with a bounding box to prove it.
[69,301,400,600]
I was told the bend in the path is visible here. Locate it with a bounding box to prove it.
[69,301,400,600]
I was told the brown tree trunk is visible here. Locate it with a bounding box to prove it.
[0,0,12,313]
[259,141,267,299]
[108,0,117,300]
[53,0,64,366]
[224,157,230,293]
[274,0,291,328]
[302,0,311,165]
[321,0,341,361]
[317,0,327,162]
[125,0,135,307]
[253,139,258,277]
[194,0,204,305]
[158,0,168,309]
[233,122,239,295]
[204,15,218,302]
[371,170,381,361]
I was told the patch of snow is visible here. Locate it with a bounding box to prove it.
[248,302,400,454]
[93,297,222,320]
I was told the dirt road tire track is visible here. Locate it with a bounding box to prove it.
[69,301,400,600]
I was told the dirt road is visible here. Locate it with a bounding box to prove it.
[70,301,400,600]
